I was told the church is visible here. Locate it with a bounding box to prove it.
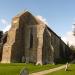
[0,11,71,65]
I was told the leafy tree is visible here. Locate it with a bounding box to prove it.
[70,45,75,51]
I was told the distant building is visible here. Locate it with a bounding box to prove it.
[0,11,71,65]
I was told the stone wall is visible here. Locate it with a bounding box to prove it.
[0,31,3,43]
[0,31,3,61]
[42,26,71,64]
[1,11,71,64]
[1,11,42,63]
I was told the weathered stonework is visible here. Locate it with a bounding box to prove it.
[1,11,71,65]
[0,31,3,61]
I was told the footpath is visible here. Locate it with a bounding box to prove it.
[29,60,75,75]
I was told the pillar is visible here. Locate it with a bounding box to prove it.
[36,24,45,65]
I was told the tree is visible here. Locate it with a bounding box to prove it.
[70,45,75,51]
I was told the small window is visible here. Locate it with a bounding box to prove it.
[30,27,33,48]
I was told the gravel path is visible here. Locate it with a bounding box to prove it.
[29,65,65,75]
[29,60,75,75]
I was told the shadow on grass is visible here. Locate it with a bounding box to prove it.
[66,69,72,71]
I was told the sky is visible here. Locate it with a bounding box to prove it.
[0,0,75,45]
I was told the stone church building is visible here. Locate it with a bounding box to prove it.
[0,11,71,65]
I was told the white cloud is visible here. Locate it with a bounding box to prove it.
[62,31,75,46]
[0,18,11,32]
[36,15,48,25]
[1,19,8,25]
[3,24,11,33]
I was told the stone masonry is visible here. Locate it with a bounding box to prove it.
[1,11,71,65]
[0,31,3,61]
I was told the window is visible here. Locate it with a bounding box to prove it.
[30,27,33,48]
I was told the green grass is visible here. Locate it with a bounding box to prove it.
[0,63,61,75]
[46,64,75,75]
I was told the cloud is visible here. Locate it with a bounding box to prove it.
[62,31,75,46]
[0,18,11,32]
[3,24,11,33]
[36,15,48,25]
[1,19,8,25]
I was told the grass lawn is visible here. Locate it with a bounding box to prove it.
[46,64,75,75]
[0,63,61,75]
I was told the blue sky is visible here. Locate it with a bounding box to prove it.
[0,0,75,37]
